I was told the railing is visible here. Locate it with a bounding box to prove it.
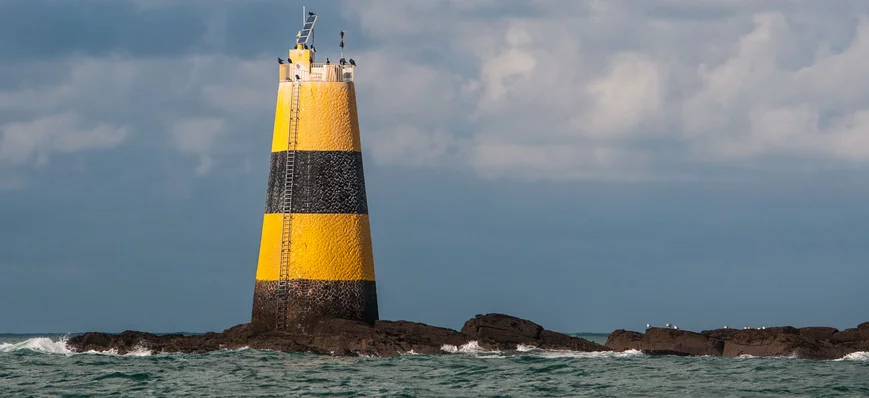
[280,63,355,83]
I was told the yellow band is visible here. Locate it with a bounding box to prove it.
[255,213,375,281]
[271,82,361,152]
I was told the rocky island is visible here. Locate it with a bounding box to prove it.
[67,314,868,360]
[67,313,607,356]
[606,322,869,360]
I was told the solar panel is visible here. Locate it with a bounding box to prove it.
[296,15,318,44]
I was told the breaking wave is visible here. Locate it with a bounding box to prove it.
[0,338,262,357]
[3,336,863,362]
[0,337,73,355]
[440,340,500,355]
[835,352,869,362]
[438,341,644,359]
[0,337,153,356]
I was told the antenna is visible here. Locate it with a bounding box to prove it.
[340,31,345,59]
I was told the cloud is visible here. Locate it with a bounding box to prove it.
[4,0,869,183]
[170,117,226,175]
[368,125,456,167]
[345,0,869,180]
[0,113,128,167]
[0,52,277,179]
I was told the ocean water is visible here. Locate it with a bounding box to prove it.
[2,334,868,397]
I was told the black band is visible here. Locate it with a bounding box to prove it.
[265,150,369,214]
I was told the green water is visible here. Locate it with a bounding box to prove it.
[2,334,868,397]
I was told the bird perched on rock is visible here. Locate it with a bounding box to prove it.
[349,58,356,66]
[339,58,346,65]
[311,45,316,53]
[325,58,330,65]
[277,58,284,64]
[295,75,301,81]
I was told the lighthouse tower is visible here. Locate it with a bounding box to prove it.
[251,11,378,331]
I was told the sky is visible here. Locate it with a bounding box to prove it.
[1,0,868,334]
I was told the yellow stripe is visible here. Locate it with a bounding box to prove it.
[271,82,361,152]
[255,213,375,281]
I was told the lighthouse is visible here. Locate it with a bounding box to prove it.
[251,10,378,332]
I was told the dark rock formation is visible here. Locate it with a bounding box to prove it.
[606,322,869,360]
[459,314,608,352]
[799,327,838,341]
[67,314,607,357]
[643,328,724,356]
[605,329,643,352]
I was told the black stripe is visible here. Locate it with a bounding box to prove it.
[251,279,379,331]
[265,150,368,214]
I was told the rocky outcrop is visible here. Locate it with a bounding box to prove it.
[605,330,644,352]
[459,314,608,352]
[606,322,869,360]
[644,328,724,356]
[799,327,838,341]
[67,314,607,357]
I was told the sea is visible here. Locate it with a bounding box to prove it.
[1,333,868,397]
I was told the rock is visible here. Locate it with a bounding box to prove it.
[460,313,543,349]
[537,330,609,352]
[459,314,607,352]
[66,314,608,357]
[799,327,838,341]
[831,328,863,343]
[859,322,869,340]
[605,330,644,352]
[67,316,867,360]
[720,330,844,360]
[605,322,869,360]
[642,328,723,356]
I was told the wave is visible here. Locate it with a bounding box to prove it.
[735,353,799,360]
[0,337,73,355]
[530,349,644,359]
[5,336,864,362]
[0,337,153,357]
[834,352,869,362]
[0,338,260,357]
[439,341,644,359]
[440,341,500,356]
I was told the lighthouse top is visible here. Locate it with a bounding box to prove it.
[277,9,355,83]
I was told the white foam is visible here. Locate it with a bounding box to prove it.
[0,337,73,355]
[439,342,644,359]
[123,345,153,357]
[0,336,157,357]
[457,341,487,353]
[735,353,799,360]
[531,349,644,359]
[835,352,869,362]
[516,344,537,352]
[440,341,501,355]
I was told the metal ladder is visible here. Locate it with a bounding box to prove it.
[275,82,301,331]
